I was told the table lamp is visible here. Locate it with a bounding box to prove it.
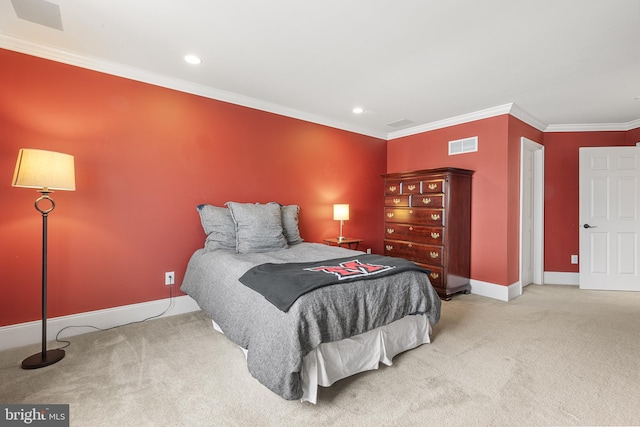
[333,204,349,242]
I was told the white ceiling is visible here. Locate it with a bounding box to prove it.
[1,0,639,139]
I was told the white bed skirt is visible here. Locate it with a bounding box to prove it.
[211,314,431,404]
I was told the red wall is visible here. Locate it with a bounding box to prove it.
[542,131,635,272]
[0,49,386,327]
[2,49,638,328]
[627,127,640,145]
[388,116,640,285]
[387,115,542,286]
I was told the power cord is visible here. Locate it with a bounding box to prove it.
[54,283,174,349]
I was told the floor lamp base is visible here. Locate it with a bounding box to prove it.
[21,349,65,370]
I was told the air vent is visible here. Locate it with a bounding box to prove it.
[11,0,63,31]
[386,119,415,128]
[449,136,478,155]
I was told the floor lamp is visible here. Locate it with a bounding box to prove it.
[12,148,76,370]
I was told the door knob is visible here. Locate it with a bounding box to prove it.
[583,224,597,229]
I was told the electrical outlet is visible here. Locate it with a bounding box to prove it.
[571,255,578,264]
[366,248,372,254]
[165,271,175,285]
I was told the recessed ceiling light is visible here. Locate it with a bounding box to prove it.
[184,54,202,65]
[352,107,364,114]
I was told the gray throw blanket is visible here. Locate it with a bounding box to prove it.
[239,254,431,312]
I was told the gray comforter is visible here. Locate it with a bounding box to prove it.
[180,242,441,400]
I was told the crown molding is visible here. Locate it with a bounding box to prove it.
[0,34,387,140]
[628,118,640,131]
[508,104,547,131]
[387,104,516,140]
[545,119,640,132]
[387,104,640,139]
[1,34,637,140]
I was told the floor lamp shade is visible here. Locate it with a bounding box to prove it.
[12,148,76,191]
[12,148,75,370]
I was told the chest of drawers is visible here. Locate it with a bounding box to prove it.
[382,168,473,300]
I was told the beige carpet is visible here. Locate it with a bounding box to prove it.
[1,285,639,426]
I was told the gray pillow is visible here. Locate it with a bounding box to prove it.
[196,204,236,252]
[281,205,303,245]
[226,202,288,253]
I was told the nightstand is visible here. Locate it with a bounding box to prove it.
[323,237,363,250]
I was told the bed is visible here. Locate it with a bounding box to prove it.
[180,202,442,403]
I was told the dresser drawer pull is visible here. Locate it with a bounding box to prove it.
[386,228,395,234]
[388,185,397,193]
[409,226,414,231]
[386,244,393,251]
[393,198,401,204]
[429,272,439,280]
[386,212,395,218]
[429,251,439,259]
[421,197,431,205]
[407,243,413,248]
[407,184,416,191]
[430,232,440,239]
[428,183,438,190]
[431,213,441,220]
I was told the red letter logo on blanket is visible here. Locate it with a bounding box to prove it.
[304,259,396,280]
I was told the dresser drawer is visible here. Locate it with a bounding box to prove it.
[384,223,444,245]
[383,240,444,266]
[384,195,410,207]
[384,180,402,195]
[402,180,421,194]
[384,208,445,226]
[421,179,445,194]
[399,260,444,289]
[411,194,443,208]
[418,264,444,289]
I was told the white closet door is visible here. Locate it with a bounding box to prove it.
[579,147,640,291]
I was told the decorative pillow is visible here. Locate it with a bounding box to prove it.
[196,204,237,252]
[281,205,303,245]
[226,202,288,253]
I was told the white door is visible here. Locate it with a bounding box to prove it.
[520,138,544,288]
[579,147,640,291]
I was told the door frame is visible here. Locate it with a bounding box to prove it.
[519,137,545,291]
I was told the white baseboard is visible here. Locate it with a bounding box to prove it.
[0,295,201,352]
[543,271,579,285]
[469,279,522,302]
[469,273,580,302]
[1,274,579,352]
